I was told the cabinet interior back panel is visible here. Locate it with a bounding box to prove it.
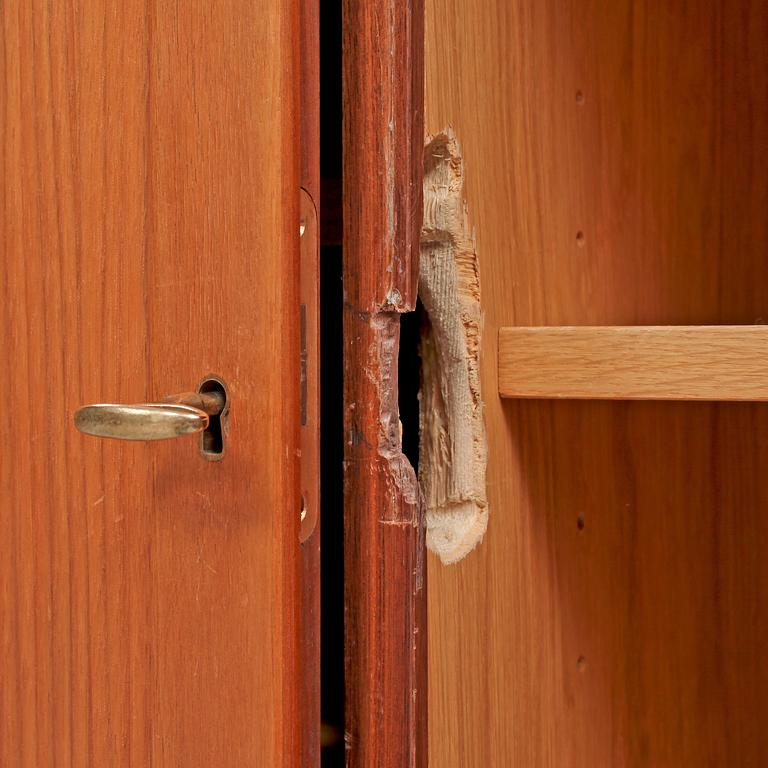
[424,2,768,765]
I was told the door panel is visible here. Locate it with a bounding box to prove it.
[1,2,301,765]
[425,1,768,766]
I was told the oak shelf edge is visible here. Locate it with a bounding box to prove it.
[498,325,768,401]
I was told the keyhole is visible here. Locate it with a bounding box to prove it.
[198,377,228,459]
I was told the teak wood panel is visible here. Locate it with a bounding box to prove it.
[499,326,768,401]
[426,1,768,766]
[1,2,302,766]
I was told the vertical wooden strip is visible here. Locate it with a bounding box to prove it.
[343,0,427,766]
[300,0,321,764]
[300,0,320,193]
[343,0,423,312]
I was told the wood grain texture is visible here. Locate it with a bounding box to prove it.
[420,132,488,564]
[299,0,320,764]
[499,326,768,401]
[342,0,427,765]
[342,0,423,313]
[426,1,768,766]
[0,2,302,766]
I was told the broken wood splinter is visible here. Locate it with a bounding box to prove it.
[419,130,489,565]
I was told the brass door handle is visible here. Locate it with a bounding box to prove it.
[74,391,225,441]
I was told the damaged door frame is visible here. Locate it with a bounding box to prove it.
[342,0,428,765]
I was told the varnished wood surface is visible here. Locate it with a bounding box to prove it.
[343,0,427,765]
[499,325,768,401]
[299,0,320,764]
[342,0,423,313]
[426,1,768,766]
[0,2,302,766]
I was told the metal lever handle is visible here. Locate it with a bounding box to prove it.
[74,391,225,441]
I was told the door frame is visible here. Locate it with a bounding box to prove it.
[342,1,427,765]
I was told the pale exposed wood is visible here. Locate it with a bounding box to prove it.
[420,131,488,564]
[426,0,768,766]
[499,326,768,401]
[0,2,302,765]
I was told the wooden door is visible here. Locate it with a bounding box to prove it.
[424,1,768,766]
[1,2,310,765]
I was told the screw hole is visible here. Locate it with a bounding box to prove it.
[577,515,585,531]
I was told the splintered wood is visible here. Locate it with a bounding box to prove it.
[419,131,488,564]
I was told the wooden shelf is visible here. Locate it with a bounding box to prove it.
[498,326,768,401]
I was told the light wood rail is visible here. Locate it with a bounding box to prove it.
[499,325,768,400]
